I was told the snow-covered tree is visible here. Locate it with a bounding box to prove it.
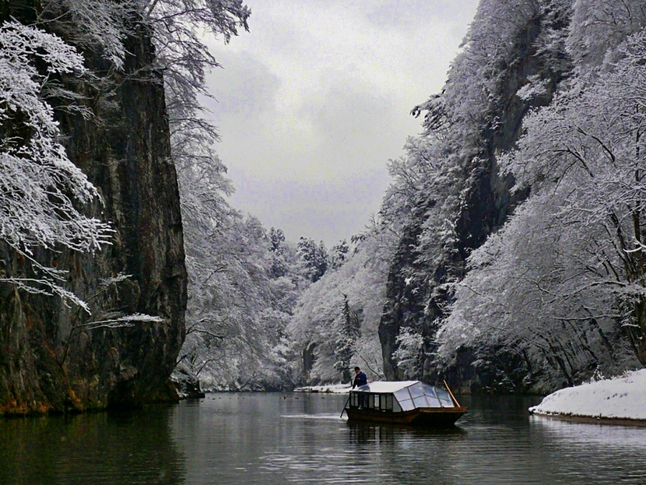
[288,226,395,384]
[566,0,646,68]
[438,6,646,387]
[145,0,250,175]
[176,156,301,389]
[39,0,130,69]
[368,0,596,388]
[0,21,112,309]
[329,240,349,270]
[333,294,362,383]
[392,327,424,379]
[297,237,329,283]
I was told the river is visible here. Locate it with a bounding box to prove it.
[1,393,645,484]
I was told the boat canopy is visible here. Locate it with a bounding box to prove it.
[349,380,457,412]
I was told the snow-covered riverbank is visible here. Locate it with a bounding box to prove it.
[529,370,646,425]
[294,384,350,393]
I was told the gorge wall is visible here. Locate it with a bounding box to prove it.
[0,1,187,415]
[379,3,571,393]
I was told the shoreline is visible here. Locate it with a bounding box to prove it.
[530,411,646,427]
[294,384,350,394]
[528,369,646,426]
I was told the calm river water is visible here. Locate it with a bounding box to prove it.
[1,393,645,484]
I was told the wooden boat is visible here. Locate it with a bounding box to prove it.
[342,380,466,426]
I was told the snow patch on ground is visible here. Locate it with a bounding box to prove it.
[294,384,351,394]
[529,369,646,421]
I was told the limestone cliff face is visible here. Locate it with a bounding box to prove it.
[0,5,187,414]
[379,10,570,392]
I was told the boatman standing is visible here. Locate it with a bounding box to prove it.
[352,366,367,388]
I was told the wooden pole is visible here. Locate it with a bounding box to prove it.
[340,394,351,418]
[443,380,461,408]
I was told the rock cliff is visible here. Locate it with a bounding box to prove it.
[0,2,187,415]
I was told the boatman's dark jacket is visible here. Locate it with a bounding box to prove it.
[353,372,367,388]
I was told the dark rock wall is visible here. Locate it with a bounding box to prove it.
[0,4,187,415]
[379,199,436,382]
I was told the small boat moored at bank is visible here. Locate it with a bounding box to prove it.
[342,380,466,426]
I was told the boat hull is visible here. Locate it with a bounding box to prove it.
[346,406,467,426]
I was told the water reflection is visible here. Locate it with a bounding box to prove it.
[530,416,646,483]
[347,421,467,445]
[0,407,186,485]
[2,393,646,484]
[345,422,469,485]
[531,414,646,449]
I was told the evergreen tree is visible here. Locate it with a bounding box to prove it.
[297,237,329,283]
[330,240,350,269]
[333,295,362,383]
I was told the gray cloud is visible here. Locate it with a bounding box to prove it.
[202,51,280,120]
[230,170,390,244]
[203,0,479,245]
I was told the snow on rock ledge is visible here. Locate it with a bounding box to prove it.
[529,370,646,422]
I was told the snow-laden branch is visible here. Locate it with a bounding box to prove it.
[78,313,164,331]
[0,21,113,308]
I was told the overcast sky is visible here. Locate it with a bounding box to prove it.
[203,0,480,246]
